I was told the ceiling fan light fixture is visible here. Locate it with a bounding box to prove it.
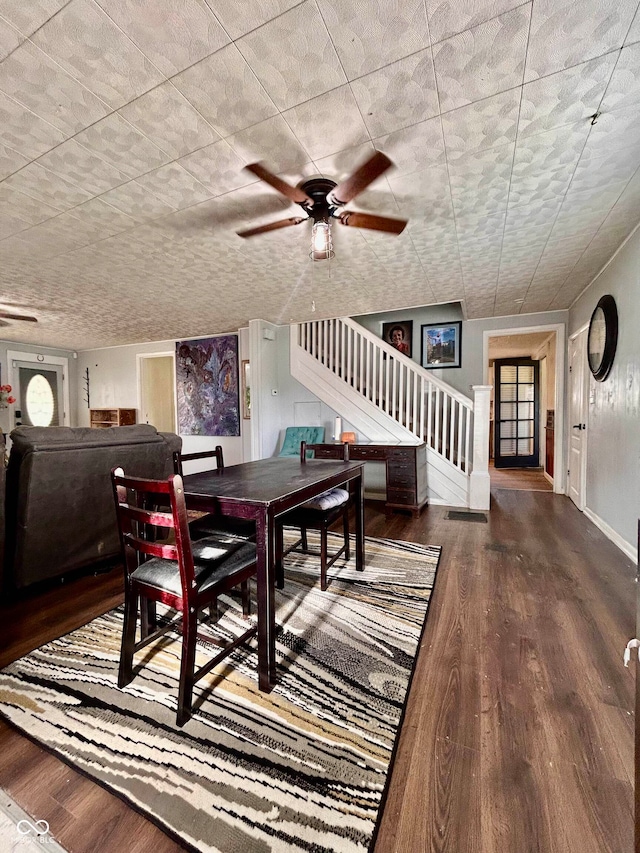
[310,220,334,261]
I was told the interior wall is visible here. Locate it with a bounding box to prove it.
[354,305,567,398]
[568,227,640,556]
[0,341,78,435]
[77,334,246,466]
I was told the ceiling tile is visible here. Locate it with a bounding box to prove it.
[600,42,640,112]
[0,182,62,225]
[172,43,278,138]
[433,5,530,112]
[513,121,589,174]
[442,88,520,157]
[425,0,526,43]
[226,114,311,171]
[30,0,165,109]
[134,162,213,209]
[94,0,230,77]
[317,0,431,79]
[525,0,638,81]
[0,38,111,134]
[504,194,562,230]
[374,116,446,175]
[0,0,68,36]
[508,163,574,208]
[202,0,300,40]
[0,141,28,180]
[518,53,616,139]
[236,2,346,111]
[0,14,22,59]
[99,180,177,223]
[36,138,131,194]
[0,91,66,158]
[4,161,92,209]
[73,113,170,178]
[626,6,640,44]
[581,106,640,160]
[179,138,253,196]
[569,147,639,193]
[388,163,453,219]
[65,196,137,235]
[118,81,220,159]
[282,85,370,161]
[351,49,439,138]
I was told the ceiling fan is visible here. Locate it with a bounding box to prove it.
[0,309,38,328]
[237,151,408,260]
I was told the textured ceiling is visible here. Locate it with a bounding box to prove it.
[0,0,639,350]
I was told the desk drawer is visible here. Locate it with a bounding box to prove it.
[351,446,387,460]
[386,486,416,505]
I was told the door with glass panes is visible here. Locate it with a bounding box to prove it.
[494,357,540,468]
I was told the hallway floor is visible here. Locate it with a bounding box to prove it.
[489,460,554,491]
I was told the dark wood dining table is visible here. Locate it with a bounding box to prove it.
[181,456,365,692]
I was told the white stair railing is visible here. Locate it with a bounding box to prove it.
[294,317,482,475]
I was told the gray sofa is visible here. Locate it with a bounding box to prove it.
[4,424,181,590]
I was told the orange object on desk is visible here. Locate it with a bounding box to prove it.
[340,431,356,444]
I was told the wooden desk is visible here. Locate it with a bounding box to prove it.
[309,442,428,517]
[182,457,365,692]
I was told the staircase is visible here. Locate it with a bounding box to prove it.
[290,318,491,509]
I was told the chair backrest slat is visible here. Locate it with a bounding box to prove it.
[111,466,196,594]
[123,532,178,560]
[119,504,174,528]
[173,446,224,477]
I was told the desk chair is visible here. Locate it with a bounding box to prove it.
[275,441,351,591]
[111,467,257,727]
[173,447,256,542]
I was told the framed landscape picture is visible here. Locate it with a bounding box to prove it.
[382,320,413,357]
[421,322,462,369]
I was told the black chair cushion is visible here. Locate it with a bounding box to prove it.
[131,534,256,596]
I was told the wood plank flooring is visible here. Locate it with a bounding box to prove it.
[0,489,635,853]
[489,462,553,490]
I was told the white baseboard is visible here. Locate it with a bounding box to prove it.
[544,471,553,485]
[583,506,637,564]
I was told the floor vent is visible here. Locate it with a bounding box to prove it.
[446,510,488,523]
[485,542,508,551]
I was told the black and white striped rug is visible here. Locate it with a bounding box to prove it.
[0,532,440,853]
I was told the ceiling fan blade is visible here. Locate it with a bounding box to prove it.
[337,210,407,234]
[330,152,393,206]
[0,311,38,322]
[244,163,313,206]
[237,217,307,238]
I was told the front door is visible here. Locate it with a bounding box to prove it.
[12,360,64,428]
[568,330,587,510]
[494,358,539,468]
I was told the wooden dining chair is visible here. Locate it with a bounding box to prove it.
[173,447,256,542]
[111,466,257,727]
[275,441,351,591]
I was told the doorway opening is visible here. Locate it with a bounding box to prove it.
[484,326,564,493]
[137,352,176,433]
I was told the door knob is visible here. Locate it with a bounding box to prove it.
[572,423,585,430]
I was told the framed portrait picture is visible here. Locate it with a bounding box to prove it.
[421,322,462,369]
[382,320,413,357]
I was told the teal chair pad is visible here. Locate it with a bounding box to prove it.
[278,426,326,457]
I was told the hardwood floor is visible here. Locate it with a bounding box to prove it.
[0,489,635,853]
[489,461,553,491]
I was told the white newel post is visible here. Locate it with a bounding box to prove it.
[469,385,492,510]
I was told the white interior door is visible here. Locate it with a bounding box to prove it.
[568,330,588,509]
[138,354,176,432]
